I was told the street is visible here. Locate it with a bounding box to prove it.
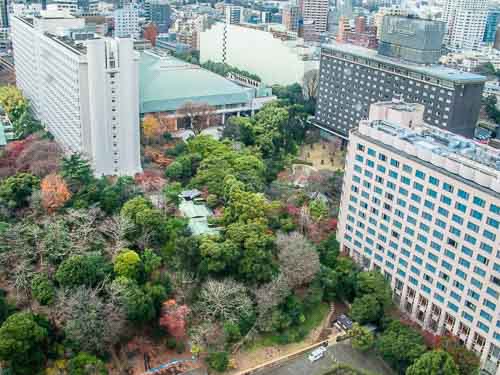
[259,341,395,375]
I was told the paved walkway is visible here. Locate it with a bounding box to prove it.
[257,341,395,375]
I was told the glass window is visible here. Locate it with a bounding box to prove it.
[458,189,469,200]
[471,210,483,221]
[415,170,425,179]
[429,176,439,185]
[442,183,453,193]
[455,202,467,213]
[427,189,437,198]
[473,196,485,208]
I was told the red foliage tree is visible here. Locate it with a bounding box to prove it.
[159,299,190,341]
[134,171,166,193]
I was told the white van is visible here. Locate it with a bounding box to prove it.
[308,346,327,362]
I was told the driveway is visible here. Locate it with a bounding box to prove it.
[258,341,394,375]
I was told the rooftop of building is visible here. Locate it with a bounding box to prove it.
[178,198,220,236]
[321,41,487,84]
[139,50,256,113]
[357,117,500,194]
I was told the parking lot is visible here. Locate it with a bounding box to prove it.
[259,341,395,375]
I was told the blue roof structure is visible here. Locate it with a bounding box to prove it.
[139,51,255,113]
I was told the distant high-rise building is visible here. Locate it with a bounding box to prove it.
[484,8,500,44]
[443,0,488,51]
[303,0,329,41]
[313,41,486,139]
[282,4,300,32]
[0,0,8,28]
[338,100,500,375]
[46,0,78,15]
[77,0,99,13]
[11,15,142,176]
[144,0,171,33]
[373,5,408,40]
[114,2,140,39]
[225,5,242,25]
[378,16,446,64]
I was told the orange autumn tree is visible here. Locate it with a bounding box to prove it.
[40,173,71,213]
[142,115,164,144]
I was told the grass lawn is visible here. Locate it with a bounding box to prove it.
[249,302,330,349]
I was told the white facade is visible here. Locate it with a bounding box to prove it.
[442,0,488,51]
[200,23,320,85]
[338,102,500,375]
[11,15,142,176]
[46,0,79,16]
[114,2,140,39]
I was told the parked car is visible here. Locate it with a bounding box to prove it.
[308,346,327,362]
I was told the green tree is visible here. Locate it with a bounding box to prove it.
[114,249,142,280]
[199,222,277,283]
[12,111,43,139]
[317,234,340,268]
[142,248,162,277]
[376,321,427,373]
[99,176,138,214]
[31,274,56,305]
[406,350,459,375]
[121,196,152,223]
[351,323,375,352]
[206,351,229,372]
[61,154,94,190]
[110,277,156,322]
[0,86,28,122]
[356,271,392,309]
[55,254,109,288]
[68,352,108,375]
[334,257,358,302]
[319,265,338,301]
[0,312,48,375]
[351,294,382,324]
[0,173,40,209]
[323,364,375,375]
[439,336,480,375]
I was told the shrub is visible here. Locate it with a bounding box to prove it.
[206,351,229,372]
[31,274,55,305]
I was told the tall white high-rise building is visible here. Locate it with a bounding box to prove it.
[338,100,500,375]
[442,0,488,51]
[11,13,142,176]
[114,2,140,39]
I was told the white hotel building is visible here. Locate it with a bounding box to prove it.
[338,101,500,374]
[11,13,142,176]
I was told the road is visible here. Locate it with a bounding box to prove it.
[259,341,394,375]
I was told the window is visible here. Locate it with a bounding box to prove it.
[487,217,499,229]
[415,170,426,180]
[455,202,466,213]
[403,164,412,173]
[471,210,483,221]
[443,183,453,193]
[429,176,439,185]
[379,153,387,161]
[427,189,437,198]
[490,204,500,215]
[484,230,497,242]
[441,195,451,205]
[458,189,469,200]
[473,196,485,208]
